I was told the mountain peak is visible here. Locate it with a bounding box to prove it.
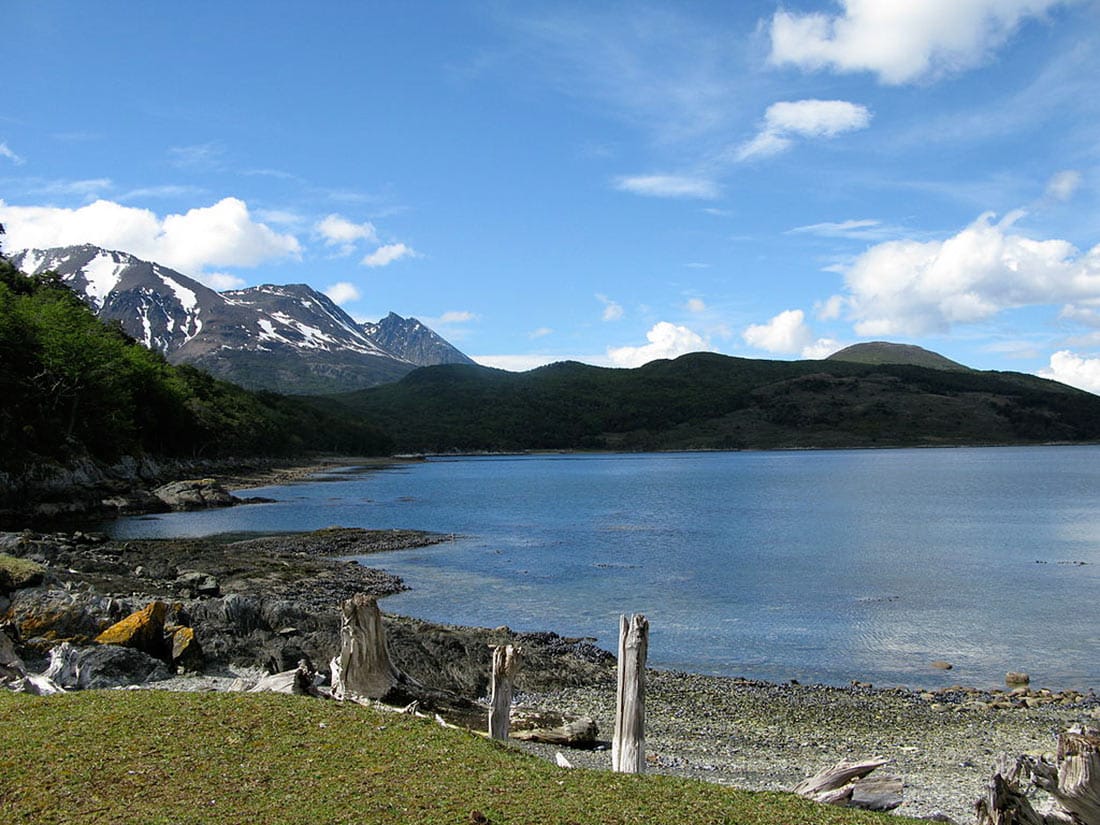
[10,244,474,393]
[826,341,971,372]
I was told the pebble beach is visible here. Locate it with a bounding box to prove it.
[515,671,1099,823]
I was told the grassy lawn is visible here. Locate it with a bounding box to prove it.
[2,691,913,825]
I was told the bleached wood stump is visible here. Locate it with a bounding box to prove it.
[792,757,903,811]
[335,593,401,700]
[612,613,648,774]
[488,644,520,740]
[977,727,1100,825]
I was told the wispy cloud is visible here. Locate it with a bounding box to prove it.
[168,141,226,170]
[613,174,719,199]
[0,142,25,165]
[788,218,902,241]
[596,293,624,321]
[118,184,205,201]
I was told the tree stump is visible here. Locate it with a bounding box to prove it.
[335,593,401,701]
[488,644,520,740]
[977,727,1100,825]
[612,613,648,774]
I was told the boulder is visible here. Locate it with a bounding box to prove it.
[0,553,46,592]
[175,571,220,597]
[8,588,128,645]
[152,479,238,511]
[95,600,168,659]
[167,625,204,672]
[0,624,26,681]
[1006,671,1030,687]
[74,645,171,689]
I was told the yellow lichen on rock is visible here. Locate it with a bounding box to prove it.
[95,600,168,658]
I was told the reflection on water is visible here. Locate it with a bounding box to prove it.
[108,447,1100,689]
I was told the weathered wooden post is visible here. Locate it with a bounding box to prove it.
[612,612,648,773]
[335,593,400,700]
[488,644,521,740]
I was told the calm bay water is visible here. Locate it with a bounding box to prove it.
[108,447,1100,690]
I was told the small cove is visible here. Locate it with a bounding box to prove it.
[108,446,1100,691]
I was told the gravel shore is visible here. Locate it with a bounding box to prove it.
[513,671,1099,823]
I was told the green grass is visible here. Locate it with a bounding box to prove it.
[2,691,913,825]
[0,553,45,589]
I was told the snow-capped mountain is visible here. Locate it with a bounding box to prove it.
[9,245,472,393]
[362,312,474,367]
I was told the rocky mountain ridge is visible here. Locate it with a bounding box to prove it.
[9,245,472,394]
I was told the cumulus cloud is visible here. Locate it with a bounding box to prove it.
[1039,350,1100,394]
[768,0,1066,85]
[613,174,720,199]
[324,281,361,305]
[362,242,416,268]
[839,211,1100,336]
[597,294,625,321]
[1045,170,1082,202]
[686,297,707,313]
[737,99,871,160]
[0,197,301,284]
[607,321,710,368]
[742,309,815,354]
[0,142,25,165]
[316,214,377,254]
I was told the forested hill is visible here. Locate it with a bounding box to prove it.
[0,254,392,474]
[327,353,1100,453]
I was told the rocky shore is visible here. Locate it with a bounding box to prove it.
[3,526,1098,824]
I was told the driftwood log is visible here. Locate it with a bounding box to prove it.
[792,757,903,812]
[977,727,1100,825]
[509,708,600,748]
[488,644,521,740]
[612,613,648,774]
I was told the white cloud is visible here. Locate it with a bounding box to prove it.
[316,214,378,254]
[802,338,844,359]
[1039,350,1100,394]
[742,308,814,354]
[325,281,361,305]
[0,197,301,285]
[737,100,871,160]
[816,294,846,321]
[1045,169,1082,202]
[362,242,416,267]
[788,218,897,240]
[168,142,225,169]
[529,327,554,339]
[613,174,719,199]
[473,353,615,371]
[202,271,247,290]
[840,211,1100,336]
[607,321,710,368]
[597,293,624,321]
[769,1,1067,85]
[0,142,25,165]
[686,297,707,313]
[437,310,477,324]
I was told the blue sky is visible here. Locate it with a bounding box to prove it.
[3,2,1100,390]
